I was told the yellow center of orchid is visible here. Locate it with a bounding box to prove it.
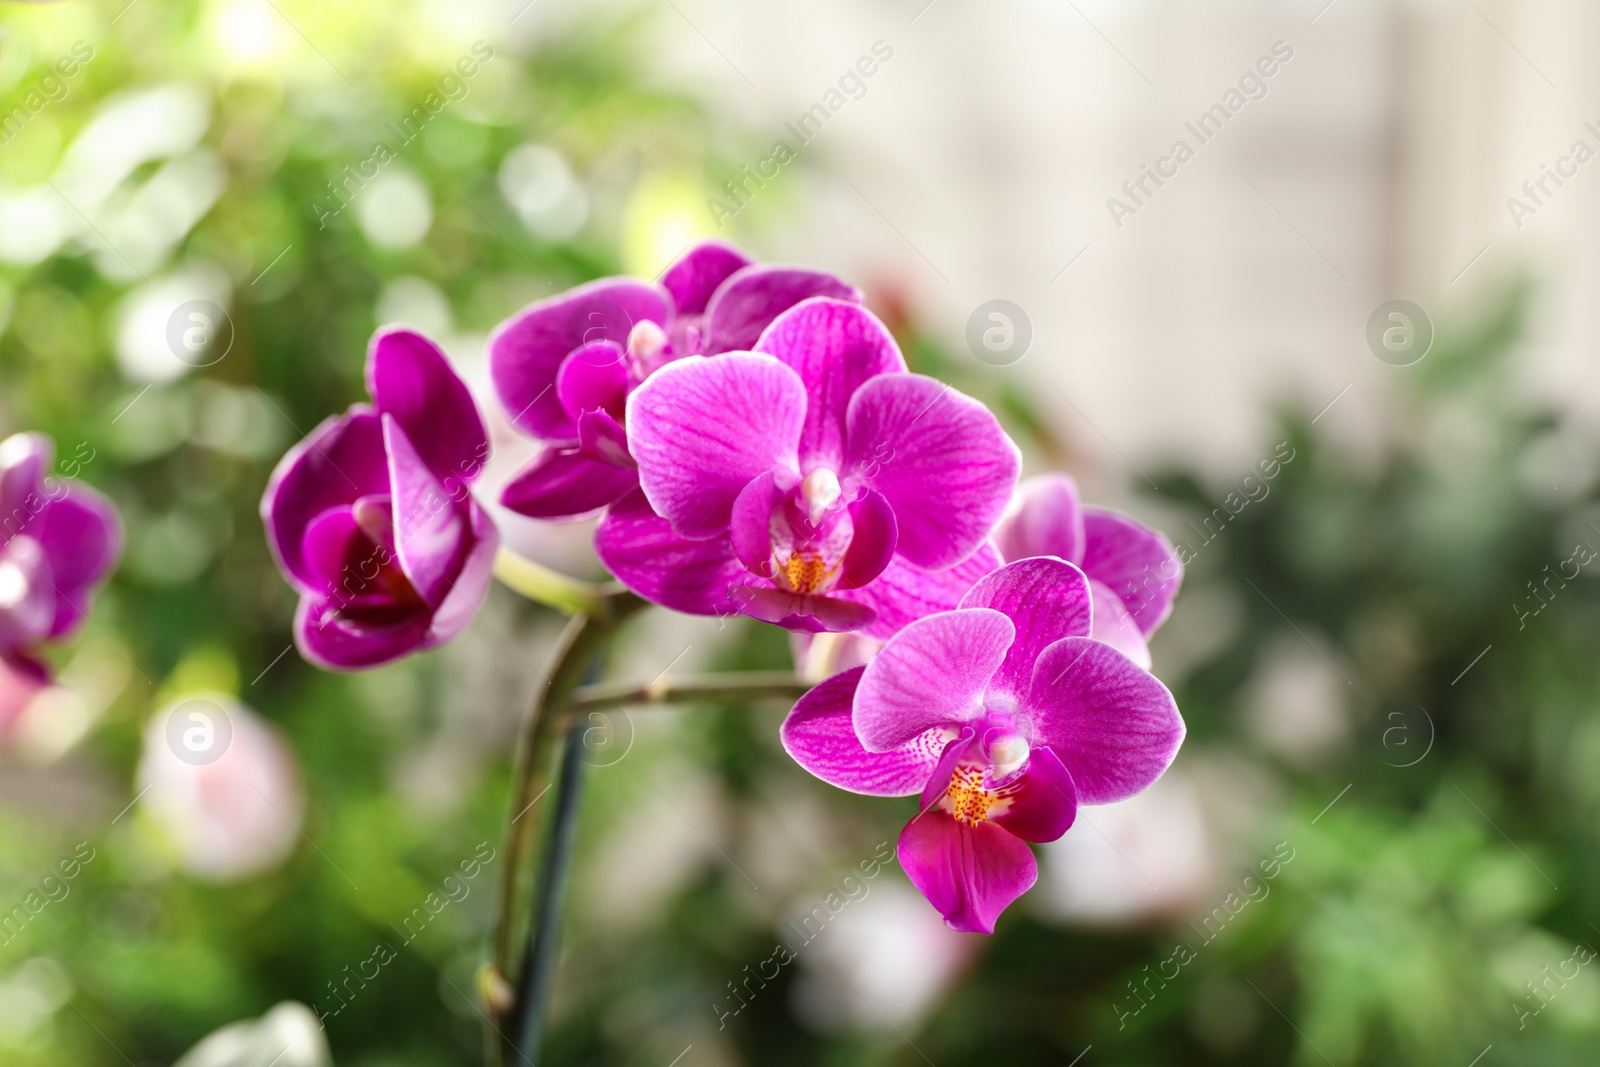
[945,766,997,827]
[783,552,834,594]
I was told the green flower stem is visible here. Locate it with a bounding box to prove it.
[568,672,814,712]
[491,546,613,617]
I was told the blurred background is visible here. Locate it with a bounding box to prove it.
[2,0,1599,1064]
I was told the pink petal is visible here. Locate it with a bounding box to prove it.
[853,608,1013,751]
[1081,508,1183,636]
[845,374,1019,570]
[366,328,490,489]
[424,500,498,646]
[898,810,1037,934]
[661,240,752,316]
[988,746,1077,843]
[556,341,629,425]
[0,433,49,525]
[730,586,875,632]
[383,415,467,609]
[780,665,954,796]
[957,557,1092,703]
[919,729,977,811]
[261,408,390,596]
[34,485,121,638]
[838,488,897,590]
[0,537,55,650]
[702,266,861,355]
[294,596,431,672]
[490,278,671,441]
[595,489,747,617]
[500,448,639,521]
[1026,637,1184,805]
[627,353,804,539]
[753,298,905,470]
[994,473,1085,565]
[1089,578,1151,669]
[840,541,1003,641]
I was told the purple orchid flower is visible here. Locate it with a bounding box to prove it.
[600,297,1019,634]
[489,241,860,521]
[0,432,121,701]
[781,557,1184,932]
[994,473,1182,669]
[261,328,498,671]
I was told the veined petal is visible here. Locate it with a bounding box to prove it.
[846,374,1019,570]
[595,489,746,617]
[853,607,1013,751]
[898,810,1037,934]
[1081,508,1183,636]
[703,267,860,355]
[840,541,1002,641]
[261,408,390,596]
[661,240,752,316]
[490,278,671,441]
[780,665,954,796]
[1027,637,1183,805]
[367,328,490,488]
[957,557,1093,703]
[729,472,782,577]
[627,353,804,539]
[987,746,1077,843]
[753,298,905,470]
[383,415,466,609]
[500,448,638,521]
[994,473,1086,565]
[1089,578,1151,669]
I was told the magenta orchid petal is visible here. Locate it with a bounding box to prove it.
[628,353,804,539]
[845,373,1020,570]
[702,266,861,355]
[753,297,907,469]
[299,507,362,598]
[853,607,1014,751]
[838,489,897,590]
[839,541,1003,641]
[366,328,489,488]
[0,433,49,519]
[957,556,1092,703]
[34,485,121,637]
[383,415,466,609]
[1081,508,1183,636]
[500,448,639,521]
[556,341,629,425]
[780,665,956,797]
[261,408,390,595]
[986,746,1078,843]
[294,597,431,672]
[731,586,875,632]
[994,473,1086,565]
[661,241,753,316]
[0,537,55,650]
[490,278,671,441]
[919,729,978,812]
[729,473,782,576]
[424,500,498,645]
[1089,577,1151,669]
[1026,636,1183,805]
[576,409,633,468]
[898,810,1037,934]
[594,489,746,617]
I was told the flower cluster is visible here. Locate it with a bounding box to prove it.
[259,240,1187,931]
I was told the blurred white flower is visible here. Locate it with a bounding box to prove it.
[789,631,882,683]
[357,168,432,249]
[138,693,304,881]
[498,143,587,240]
[173,1001,331,1067]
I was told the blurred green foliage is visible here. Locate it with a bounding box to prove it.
[2,3,1598,1067]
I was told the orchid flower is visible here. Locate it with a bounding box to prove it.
[781,557,1184,932]
[489,241,860,520]
[0,431,121,723]
[600,297,1019,634]
[261,328,497,670]
[994,473,1182,669]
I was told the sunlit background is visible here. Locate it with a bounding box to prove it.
[3,1,1599,1064]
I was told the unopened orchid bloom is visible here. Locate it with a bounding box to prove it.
[261,329,497,670]
[605,298,1018,634]
[782,557,1184,932]
[0,432,121,703]
[489,241,860,520]
[994,473,1182,669]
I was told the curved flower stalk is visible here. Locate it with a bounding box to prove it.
[0,431,121,729]
[260,328,498,670]
[490,241,859,520]
[602,298,1019,634]
[782,557,1184,932]
[994,473,1182,668]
